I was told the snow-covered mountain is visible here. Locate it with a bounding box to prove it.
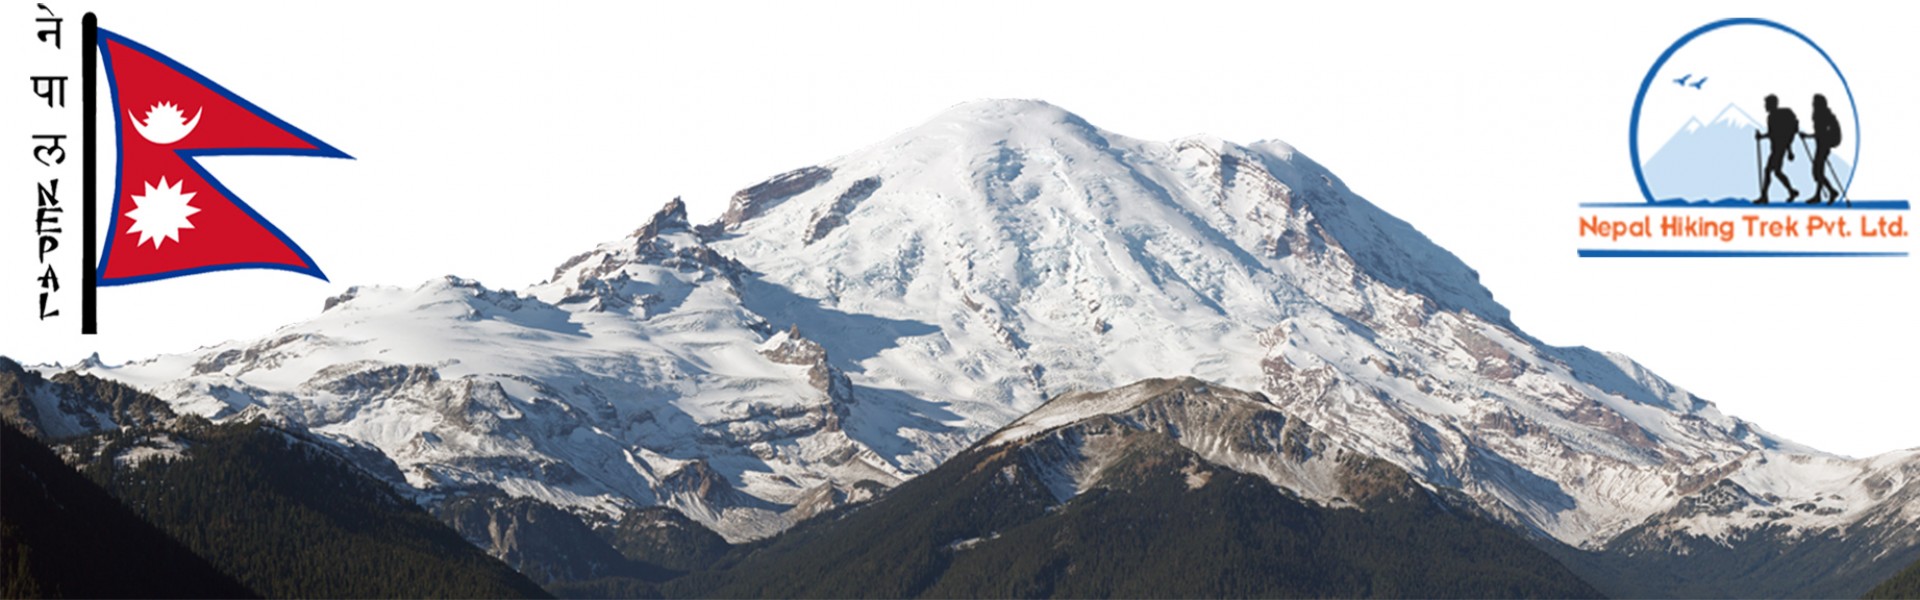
[1642,103,1852,202]
[86,200,907,542]
[679,376,1602,598]
[54,100,1917,574]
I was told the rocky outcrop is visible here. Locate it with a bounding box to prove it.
[0,357,179,440]
[435,494,664,585]
[804,176,882,244]
[716,166,833,231]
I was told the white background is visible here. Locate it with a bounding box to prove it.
[4,1,1914,457]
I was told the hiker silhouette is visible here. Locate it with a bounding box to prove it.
[1802,94,1843,204]
[1754,94,1799,204]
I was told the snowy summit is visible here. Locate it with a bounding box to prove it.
[59,100,1918,560]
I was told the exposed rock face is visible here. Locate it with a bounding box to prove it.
[804,176,882,244]
[757,325,854,433]
[59,100,1919,595]
[679,375,1600,599]
[717,166,833,231]
[549,197,747,315]
[600,505,731,572]
[989,378,1365,506]
[436,494,654,585]
[1,357,179,440]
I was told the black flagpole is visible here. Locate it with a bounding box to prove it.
[81,13,98,335]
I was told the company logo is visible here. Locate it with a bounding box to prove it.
[1579,18,1908,258]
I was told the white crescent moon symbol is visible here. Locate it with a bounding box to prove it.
[130,106,201,145]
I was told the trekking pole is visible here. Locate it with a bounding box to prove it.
[1754,136,1763,202]
[1796,136,1814,204]
[1828,155,1851,208]
[1795,136,1850,207]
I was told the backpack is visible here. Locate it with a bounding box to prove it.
[1769,108,1799,145]
[1817,109,1842,148]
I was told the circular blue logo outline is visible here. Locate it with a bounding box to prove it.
[1629,18,1860,204]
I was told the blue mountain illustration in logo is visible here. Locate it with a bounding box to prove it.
[1641,103,1850,203]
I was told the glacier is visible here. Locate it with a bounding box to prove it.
[49,99,1914,558]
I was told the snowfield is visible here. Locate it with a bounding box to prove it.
[58,99,1917,551]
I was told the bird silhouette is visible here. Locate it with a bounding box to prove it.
[1672,74,1692,86]
[1689,76,1708,89]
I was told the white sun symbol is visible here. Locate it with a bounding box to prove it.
[127,177,201,249]
[130,101,202,145]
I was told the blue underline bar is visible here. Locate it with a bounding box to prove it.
[1578,249,1908,258]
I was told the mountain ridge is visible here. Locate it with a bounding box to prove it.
[670,377,1601,599]
[0,359,554,599]
[2,418,258,599]
[28,98,1917,595]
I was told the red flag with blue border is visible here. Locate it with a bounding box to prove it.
[96,29,348,285]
